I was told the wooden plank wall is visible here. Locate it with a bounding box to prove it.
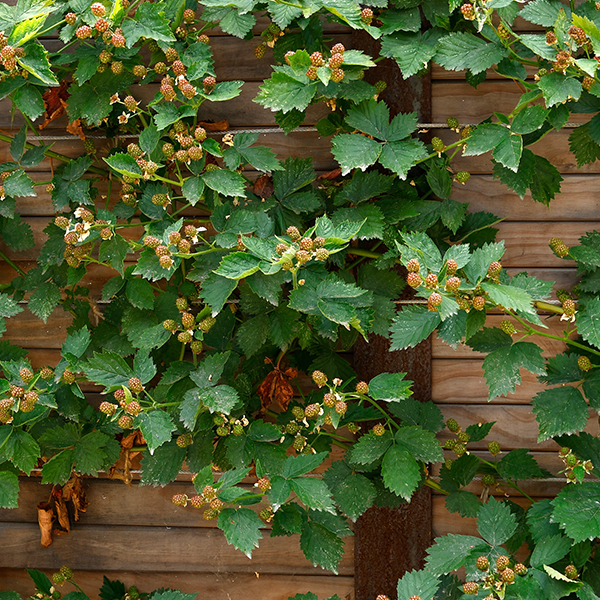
[428,13,597,539]
[0,5,592,598]
[0,12,354,600]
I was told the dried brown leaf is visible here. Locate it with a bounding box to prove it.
[197,119,229,131]
[40,81,69,130]
[254,174,274,199]
[257,365,298,413]
[37,501,54,547]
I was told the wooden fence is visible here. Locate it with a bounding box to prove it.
[0,5,595,599]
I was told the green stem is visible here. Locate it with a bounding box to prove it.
[424,478,449,495]
[359,394,400,429]
[36,19,66,38]
[179,343,185,361]
[0,132,109,177]
[0,251,26,276]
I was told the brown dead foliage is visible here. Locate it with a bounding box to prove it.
[109,430,144,485]
[257,359,298,414]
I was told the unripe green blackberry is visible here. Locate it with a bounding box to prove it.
[216,425,229,437]
[254,43,267,59]
[125,400,141,416]
[259,508,272,521]
[40,367,54,380]
[482,474,496,486]
[476,556,489,571]
[203,508,218,520]
[462,582,478,595]
[446,418,460,432]
[425,273,438,289]
[565,453,578,467]
[446,116,459,130]
[20,367,33,383]
[312,370,327,387]
[313,236,325,248]
[158,255,173,269]
[488,440,501,455]
[315,248,329,261]
[444,438,456,450]
[305,403,321,418]
[210,497,224,510]
[455,171,470,184]
[132,65,147,78]
[199,316,216,332]
[55,215,69,229]
[128,377,143,393]
[164,47,178,62]
[276,243,289,255]
[127,143,143,158]
[198,33,209,44]
[501,568,515,583]
[183,7,195,22]
[181,312,195,329]
[118,414,134,429]
[286,226,301,241]
[143,236,160,249]
[114,388,126,405]
[175,297,188,311]
[323,393,336,408]
[62,370,76,384]
[252,477,270,493]
[293,435,306,451]
[457,431,469,443]
[496,555,510,571]
[407,272,421,288]
[453,444,466,457]
[306,67,318,80]
[178,331,192,343]
[291,406,305,420]
[444,260,457,277]
[356,381,369,394]
[500,320,516,335]
[445,276,461,291]
[176,433,193,447]
[232,423,244,436]
[431,137,445,153]
[578,355,592,371]
[406,258,420,273]
[512,563,526,576]
[298,237,313,251]
[286,422,301,435]
[428,292,442,311]
[203,75,216,93]
[347,422,359,433]
[100,227,113,240]
[122,193,137,206]
[554,243,570,258]
[178,239,192,254]
[563,298,576,316]
[52,573,65,586]
[488,261,502,277]
[360,7,373,23]
[190,341,203,355]
[372,423,385,436]
[99,401,117,416]
[335,400,347,415]
[473,295,485,311]
[330,68,344,83]
[111,61,124,75]
[172,493,188,506]
[76,25,92,39]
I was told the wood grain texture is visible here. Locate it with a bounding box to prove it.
[434,128,600,174]
[0,522,354,575]
[439,404,599,450]
[432,359,545,405]
[455,174,600,221]
[0,569,353,600]
[432,315,568,359]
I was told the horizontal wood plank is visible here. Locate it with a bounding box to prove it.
[455,174,600,221]
[439,404,598,451]
[432,81,590,125]
[0,569,353,600]
[432,315,568,359]
[0,522,354,575]
[434,128,599,174]
[432,359,545,405]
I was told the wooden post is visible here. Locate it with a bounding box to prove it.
[351,29,433,600]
